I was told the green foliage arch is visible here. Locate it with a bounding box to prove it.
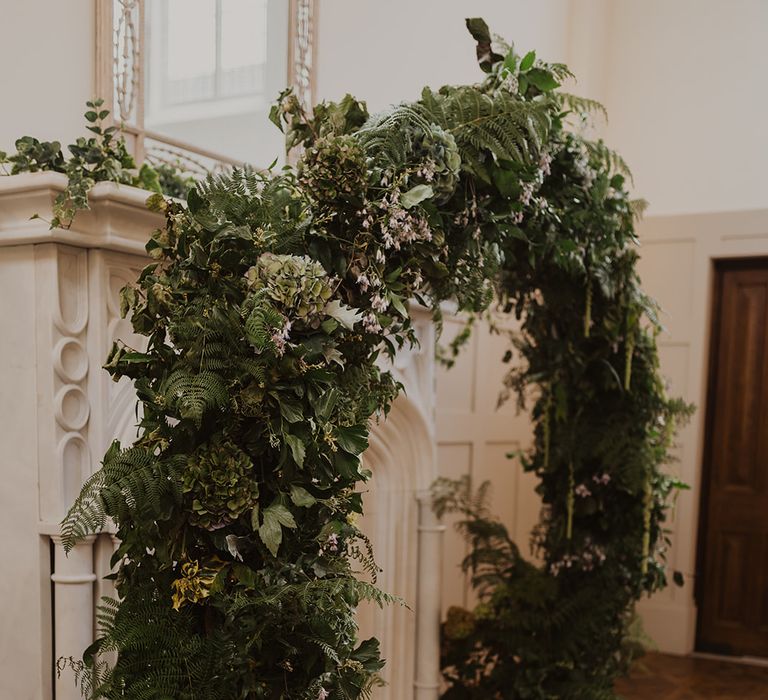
[62,19,690,700]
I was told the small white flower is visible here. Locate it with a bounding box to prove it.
[363,313,382,334]
[356,273,371,292]
[317,689,330,700]
[574,484,592,498]
[520,181,536,206]
[271,319,291,355]
[539,152,552,177]
[503,73,519,93]
[375,248,386,264]
[371,294,389,312]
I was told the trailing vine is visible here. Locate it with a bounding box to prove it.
[58,18,691,700]
[0,100,195,227]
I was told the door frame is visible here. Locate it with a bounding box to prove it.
[633,210,768,655]
[694,256,768,655]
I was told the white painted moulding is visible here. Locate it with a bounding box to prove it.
[0,171,163,254]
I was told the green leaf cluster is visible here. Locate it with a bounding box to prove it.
[0,100,193,227]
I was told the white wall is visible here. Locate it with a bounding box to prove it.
[316,0,572,112]
[317,0,768,216]
[0,0,95,153]
[570,0,768,216]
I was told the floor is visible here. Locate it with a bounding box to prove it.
[615,653,768,699]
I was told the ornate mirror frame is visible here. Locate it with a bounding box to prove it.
[95,0,317,172]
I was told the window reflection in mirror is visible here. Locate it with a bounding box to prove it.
[144,0,288,166]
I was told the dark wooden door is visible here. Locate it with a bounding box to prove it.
[697,259,768,657]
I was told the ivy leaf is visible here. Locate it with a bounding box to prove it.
[186,187,203,215]
[280,396,304,424]
[119,286,137,317]
[335,425,369,455]
[325,299,363,330]
[400,184,434,209]
[285,433,306,468]
[290,485,316,507]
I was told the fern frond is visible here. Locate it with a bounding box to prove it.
[160,369,229,426]
[60,445,183,552]
[561,93,608,122]
[356,86,549,170]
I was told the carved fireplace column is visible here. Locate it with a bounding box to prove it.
[0,172,160,699]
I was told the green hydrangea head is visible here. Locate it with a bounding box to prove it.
[407,123,461,200]
[299,133,368,203]
[246,253,333,324]
[443,605,476,640]
[183,437,259,530]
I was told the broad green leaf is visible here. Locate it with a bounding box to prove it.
[285,433,306,468]
[389,294,408,319]
[321,318,339,334]
[400,184,434,209]
[290,485,316,507]
[334,451,361,479]
[519,50,536,73]
[258,504,297,557]
[335,425,369,455]
[267,503,297,528]
[492,168,519,198]
[503,50,517,73]
[258,511,282,557]
[526,68,560,92]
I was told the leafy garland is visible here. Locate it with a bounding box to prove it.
[0,99,195,227]
[57,19,691,700]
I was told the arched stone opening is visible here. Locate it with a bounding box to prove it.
[357,313,444,699]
